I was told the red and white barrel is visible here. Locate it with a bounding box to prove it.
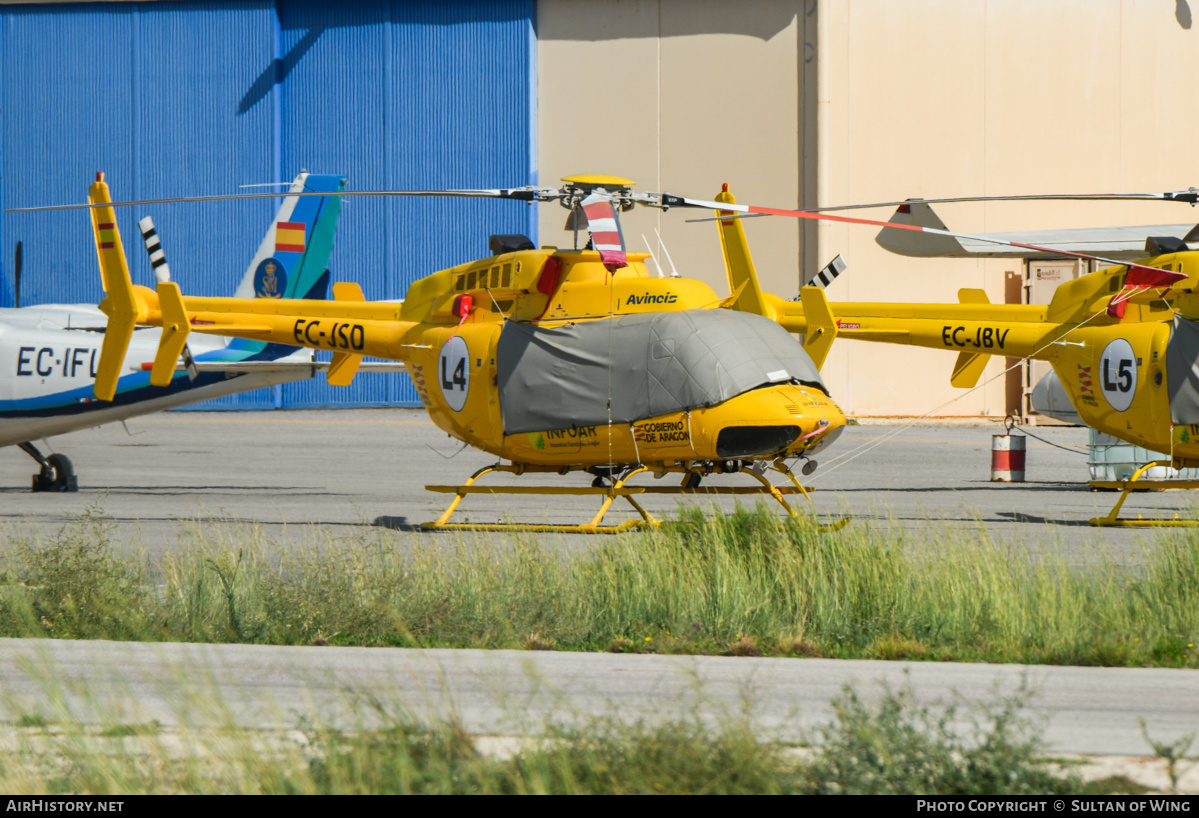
[991,434,1026,482]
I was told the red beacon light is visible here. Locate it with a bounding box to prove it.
[452,294,473,319]
[536,257,563,295]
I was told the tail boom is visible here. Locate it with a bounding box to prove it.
[144,293,419,368]
[775,299,1059,363]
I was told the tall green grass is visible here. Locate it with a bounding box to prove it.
[0,681,1084,795]
[0,502,1196,666]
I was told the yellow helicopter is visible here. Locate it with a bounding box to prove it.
[691,186,1199,527]
[73,173,849,533]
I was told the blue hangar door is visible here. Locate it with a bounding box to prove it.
[0,0,536,409]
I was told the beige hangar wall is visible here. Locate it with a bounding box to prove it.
[537,0,1199,417]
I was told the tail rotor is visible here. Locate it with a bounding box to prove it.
[138,216,172,284]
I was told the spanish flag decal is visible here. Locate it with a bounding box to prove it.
[275,221,305,253]
[97,222,117,250]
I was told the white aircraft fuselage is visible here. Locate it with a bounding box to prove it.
[0,303,312,449]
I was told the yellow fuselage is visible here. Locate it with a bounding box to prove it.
[120,249,845,470]
[778,251,1199,465]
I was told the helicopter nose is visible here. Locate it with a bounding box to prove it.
[686,384,846,461]
[804,422,844,455]
[781,386,846,456]
[710,388,847,458]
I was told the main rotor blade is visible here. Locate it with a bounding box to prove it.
[684,189,1199,222]
[661,191,1188,288]
[805,189,1199,212]
[5,187,560,213]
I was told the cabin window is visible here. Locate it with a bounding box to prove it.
[467,271,477,289]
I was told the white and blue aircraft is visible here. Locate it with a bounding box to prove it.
[1,171,356,491]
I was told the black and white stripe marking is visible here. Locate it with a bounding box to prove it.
[811,254,845,289]
[794,254,846,299]
[138,216,171,283]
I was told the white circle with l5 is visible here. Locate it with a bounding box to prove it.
[1099,338,1137,412]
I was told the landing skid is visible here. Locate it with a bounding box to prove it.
[18,442,77,493]
[422,459,850,534]
[1088,460,1199,527]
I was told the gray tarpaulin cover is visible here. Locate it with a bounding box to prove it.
[497,308,825,434]
[1168,314,1199,424]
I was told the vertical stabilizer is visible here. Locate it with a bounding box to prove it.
[90,173,145,401]
[90,173,128,295]
[799,286,838,370]
[715,185,774,320]
[233,172,347,300]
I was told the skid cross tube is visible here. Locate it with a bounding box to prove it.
[424,463,656,533]
[1089,460,1199,527]
[421,459,850,534]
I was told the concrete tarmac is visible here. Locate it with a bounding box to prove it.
[0,408,1192,562]
[0,637,1195,758]
[0,410,1197,768]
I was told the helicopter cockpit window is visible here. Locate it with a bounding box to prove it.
[496,308,826,434]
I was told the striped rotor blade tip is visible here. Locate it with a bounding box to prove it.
[581,193,627,271]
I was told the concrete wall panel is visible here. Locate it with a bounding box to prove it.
[537,0,806,298]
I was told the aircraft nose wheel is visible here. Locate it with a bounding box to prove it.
[30,452,78,493]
